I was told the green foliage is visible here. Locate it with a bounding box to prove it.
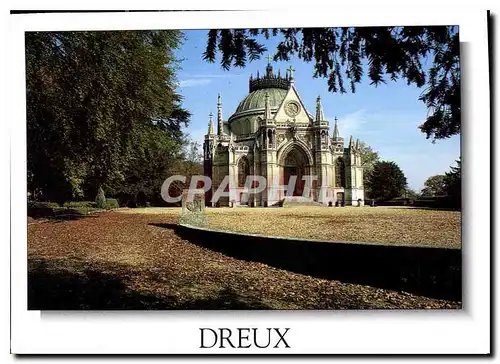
[404,188,420,200]
[358,141,380,198]
[95,187,107,209]
[27,200,104,218]
[365,161,408,201]
[105,198,120,210]
[359,141,380,170]
[26,30,190,204]
[28,201,60,209]
[166,138,204,201]
[63,201,97,208]
[203,26,460,140]
[421,174,447,196]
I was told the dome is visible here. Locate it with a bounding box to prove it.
[231,88,287,119]
[228,64,292,123]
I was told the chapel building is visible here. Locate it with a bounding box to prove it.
[203,62,364,207]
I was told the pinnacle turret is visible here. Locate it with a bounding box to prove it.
[265,54,273,78]
[333,117,340,139]
[264,92,272,120]
[315,95,324,122]
[286,65,295,86]
[207,112,214,136]
[217,93,224,135]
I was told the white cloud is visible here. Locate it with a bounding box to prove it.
[179,78,212,88]
[329,109,368,138]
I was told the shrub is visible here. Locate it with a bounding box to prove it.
[412,196,455,209]
[27,201,60,218]
[376,198,412,206]
[63,201,96,208]
[28,201,60,209]
[105,198,119,210]
[95,187,107,209]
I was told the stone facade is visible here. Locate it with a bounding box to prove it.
[203,63,364,207]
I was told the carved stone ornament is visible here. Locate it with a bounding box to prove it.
[185,199,201,213]
[284,100,301,117]
[180,189,206,226]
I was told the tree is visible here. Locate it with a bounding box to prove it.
[95,186,106,209]
[404,188,420,200]
[359,141,380,171]
[365,161,407,201]
[421,174,447,196]
[443,158,461,209]
[358,141,380,198]
[26,31,190,203]
[203,27,460,140]
[114,121,186,207]
[185,139,203,165]
[169,138,204,200]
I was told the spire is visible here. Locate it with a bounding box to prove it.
[286,65,295,86]
[315,95,324,122]
[333,117,340,139]
[355,138,360,150]
[217,93,224,135]
[264,92,272,120]
[349,135,353,148]
[265,54,273,77]
[207,112,214,135]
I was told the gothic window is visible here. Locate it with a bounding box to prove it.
[267,129,273,148]
[335,157,346,187]
[243,119,250,135]
[238,156,250,187]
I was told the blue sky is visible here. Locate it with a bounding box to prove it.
[174,30,460,191]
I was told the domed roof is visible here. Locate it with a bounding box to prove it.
[228,63,292,123]
[233,88,287,115]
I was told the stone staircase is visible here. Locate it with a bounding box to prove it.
[279,196,324,207]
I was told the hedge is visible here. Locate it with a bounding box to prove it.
[63,201,97,208]
[27,201,60,209]
[105,198,120,210]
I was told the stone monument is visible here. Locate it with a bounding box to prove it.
[180,188,206,226]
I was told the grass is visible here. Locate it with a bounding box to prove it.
[120,206,461,248]
[28,210,461,309]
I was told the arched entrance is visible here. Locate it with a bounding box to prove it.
[280,146,310,196]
